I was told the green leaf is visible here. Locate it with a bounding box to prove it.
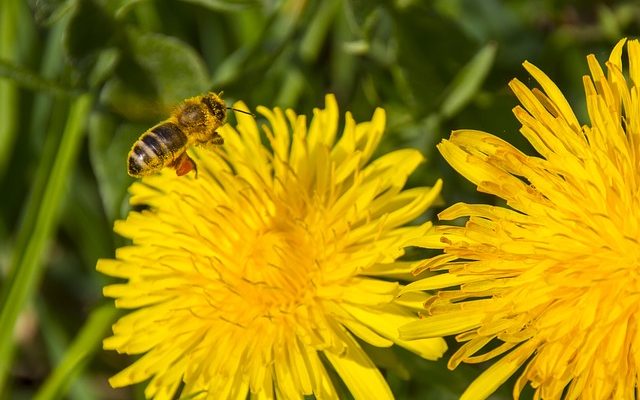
[211,1,301,88]
[61,170,115,267]
[299,0,341,63]
[0,59,79,96]
[178,0,258,12]
[393,4,476,113]
[88,112,141,221]
[345,0,386,30]
[439,42,497,119]
[64,0,116,72]
[131,32,210,102]
[99,76,160,121]
[274,67,304,108]
[101,30,210,120]
[87,47,120,88]
[30,0,72,25]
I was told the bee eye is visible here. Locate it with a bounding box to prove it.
[213,102,225,118]
[202,95,226,122]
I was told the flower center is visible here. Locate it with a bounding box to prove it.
[228,211,322,324]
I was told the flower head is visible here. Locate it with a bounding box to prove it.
[400,39,640,399]
[98,94,446,399]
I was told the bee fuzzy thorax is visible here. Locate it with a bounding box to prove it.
[127,92,228,178]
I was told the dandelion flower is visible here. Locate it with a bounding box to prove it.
[97,94,446,399]
[400,39,640,400]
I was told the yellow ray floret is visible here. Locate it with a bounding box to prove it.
[401,39,640,400]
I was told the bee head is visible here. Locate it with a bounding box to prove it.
[202,93,227,124]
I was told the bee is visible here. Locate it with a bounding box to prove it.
[127,92,237,177]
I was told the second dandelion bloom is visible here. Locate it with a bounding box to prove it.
[97,94,446,399]
[401,39,640,399]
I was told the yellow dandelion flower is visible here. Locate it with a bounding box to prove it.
[97,94,446,399]
[400,39,640,400]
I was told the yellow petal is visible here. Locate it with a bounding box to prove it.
[400,312,484,339]
[460,342,535,400]
[324,333,393,400]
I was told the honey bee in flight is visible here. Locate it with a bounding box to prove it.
[127,92,249,177]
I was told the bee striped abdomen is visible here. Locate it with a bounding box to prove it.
[128,122,188,177]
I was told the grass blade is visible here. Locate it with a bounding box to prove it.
[34,304,118,400]
[0,93,94,394]
[440,42,497,119]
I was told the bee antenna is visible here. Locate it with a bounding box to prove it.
[227,107,255,117]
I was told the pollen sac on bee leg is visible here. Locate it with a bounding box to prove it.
[173,152,198,177]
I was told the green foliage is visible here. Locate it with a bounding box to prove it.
[1,0,639,398]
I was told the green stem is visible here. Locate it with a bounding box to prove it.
[0,59,77,97]
[0,0,20,177]
[0,93,94,394]
[34,304,118,400]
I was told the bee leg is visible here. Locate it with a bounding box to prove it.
[210,131,224,145]
[197,131,223,147]
[173,152,198,177]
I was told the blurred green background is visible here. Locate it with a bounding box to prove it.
[0,0,639,399]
